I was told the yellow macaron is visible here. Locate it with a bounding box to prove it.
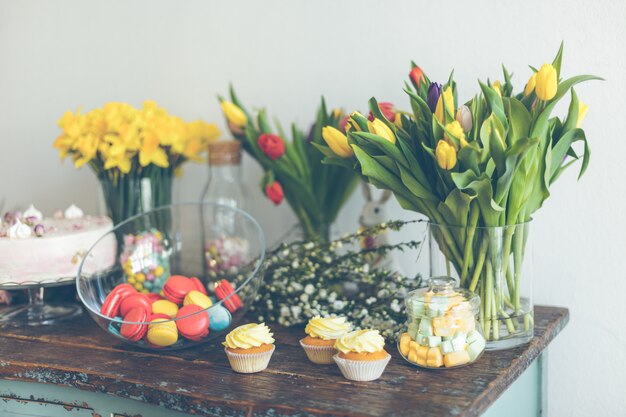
[152,300,179,318]
[183,290,213,310]
[147,319,178,347]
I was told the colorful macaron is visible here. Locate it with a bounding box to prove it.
[120,307,149,342]
[100,283,137,318]
[176,304,210,341]
[163,275,195,304]
[119,293,152,317]
[214,279,242,313]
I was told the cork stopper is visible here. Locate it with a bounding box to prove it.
[208,140,241,166]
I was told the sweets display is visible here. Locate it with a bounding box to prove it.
[333,329,391,381]
[300,316,351,365]
[100,275,238,348]
[223,323,275,373]
[399,277,486,369]
[205,236,249,273]
[0,204,115,283]
[120,230,170,294]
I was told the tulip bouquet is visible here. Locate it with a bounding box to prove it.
[319,44,601,345]
[54,101,220,223]
[219,87,359,242]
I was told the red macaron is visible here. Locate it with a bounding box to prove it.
[119,293,152,318]
[100,283,138,318]
[215,279,242,313]
[120,307,148,342]
[146,293,165,303]
[163,275,195,304]
[176,304,210,341]
[189,277,208,295]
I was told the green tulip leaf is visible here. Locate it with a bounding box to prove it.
[479,81,509,134]
[505,98,531,145]
[352,145,408,197]
[550,128,590,181]
[352,131,409,168]
[438,189,475,228]
[552,42,564,80]
[398,164,438,201]
[494,137,539,205]
[561,88,580,133]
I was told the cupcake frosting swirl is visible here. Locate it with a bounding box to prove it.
[305,316,351,340]
[223,323,275,349]
[334,329,385,354]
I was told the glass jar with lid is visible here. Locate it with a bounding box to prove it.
[398,276,485,369]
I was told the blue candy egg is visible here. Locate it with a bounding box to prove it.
[208,305,232,331]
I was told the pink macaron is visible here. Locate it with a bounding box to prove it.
[163,275,195,304]
[120,307,148,342]
[176,304,210,341]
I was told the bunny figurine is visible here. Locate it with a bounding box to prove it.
[358,182,403,274]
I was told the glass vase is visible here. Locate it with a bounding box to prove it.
[97,168,175,295]
[98,167,174,225]
[428,221,533,350]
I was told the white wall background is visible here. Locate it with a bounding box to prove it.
[1,0,624,415]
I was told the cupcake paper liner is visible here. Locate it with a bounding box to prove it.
[333,353,391,381]
[225,345,275,373]
[299,339,336,365]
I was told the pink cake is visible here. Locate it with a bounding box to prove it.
[0,204,116,284]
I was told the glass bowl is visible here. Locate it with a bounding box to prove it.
[76,202,266,350]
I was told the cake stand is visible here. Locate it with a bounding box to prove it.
[0,276,83,326]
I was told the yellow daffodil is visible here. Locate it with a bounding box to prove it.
[524,73,537,96]
[577,101,589,128]
[367,118,396,144]
[73,133,100,168]
[139,133,169,168]
[435,87,454,123]
[435,140,457,170]
[221,101,247,127]
[535,64,558,101]
[322,126,353,158]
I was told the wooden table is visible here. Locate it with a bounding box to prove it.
[0,305,568,417]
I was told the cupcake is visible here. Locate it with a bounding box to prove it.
[333,329,391,381]
[300,316,351,364]
[223,323,275,373]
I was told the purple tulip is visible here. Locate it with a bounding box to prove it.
[427,82,442,113]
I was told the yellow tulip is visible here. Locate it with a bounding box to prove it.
[444,121,466,148]
[367,118,396,144]
[435,140,457,170]
[394,114,403,128]
[524,73,537,96]
[577,101,589,128]
[535,64,557,101]
[322,126,353,158]
[492,80,502,97]
[435,87,454,123]
[220,101,247,127]
[332,108,343,119]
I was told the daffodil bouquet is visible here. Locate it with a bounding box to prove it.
[320,44,601,345]
[219,87,359,242]
[54,101,220,223]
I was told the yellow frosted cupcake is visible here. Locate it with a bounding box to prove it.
[333,329,391,381]
[223,323,275,373]
[300,316,351,364]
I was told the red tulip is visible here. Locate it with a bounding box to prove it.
[258,134,285,160]
[265,181,284,205]
[410,66,425,87]
[368,102,396,122]
[339,115,350,133]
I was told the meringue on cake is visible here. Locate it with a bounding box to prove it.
[0,204,116,284]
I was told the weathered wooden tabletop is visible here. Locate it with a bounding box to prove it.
[0,305,568,417]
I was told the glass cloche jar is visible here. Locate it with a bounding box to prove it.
[398,276,485,369]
